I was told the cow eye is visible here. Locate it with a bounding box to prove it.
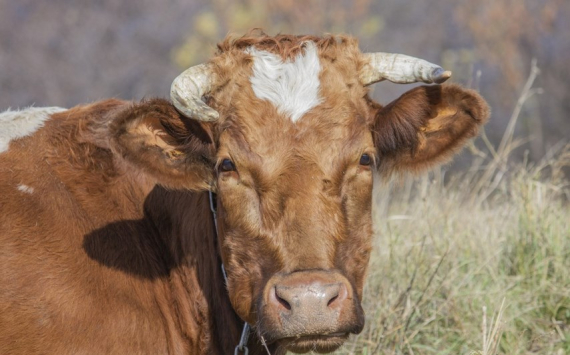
[220,158,236,172]
[359,153,371,166]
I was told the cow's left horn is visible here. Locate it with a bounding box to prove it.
[170,63,219,121]
[360,53,452,86]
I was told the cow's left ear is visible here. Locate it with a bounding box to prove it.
[371,84,490,174]
[110,99,215,190]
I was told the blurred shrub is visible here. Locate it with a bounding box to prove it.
[171,0,383,68]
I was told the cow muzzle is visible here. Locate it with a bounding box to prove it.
[259,270,364,353]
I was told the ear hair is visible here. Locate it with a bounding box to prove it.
[371,84,489,174]
[371,86,435,157]
[110,99,216,190]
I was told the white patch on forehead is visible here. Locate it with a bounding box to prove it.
[246,41,322,122]
[17,184,34,194]
[0,107,66,153]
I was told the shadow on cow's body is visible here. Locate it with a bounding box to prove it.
[82,187,258,354]
[83,187,204,281]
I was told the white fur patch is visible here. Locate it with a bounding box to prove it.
[17,184,34,194]
[0,107,66,153]
[246,41,322,122]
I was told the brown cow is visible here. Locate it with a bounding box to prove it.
[0,33,489,354]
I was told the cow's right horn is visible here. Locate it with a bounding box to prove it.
[360,53,452,86]
[170,63,219,121]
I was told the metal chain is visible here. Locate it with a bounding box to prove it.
[234,322,251,355]
[208,190,219,235]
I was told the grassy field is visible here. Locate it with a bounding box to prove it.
[331,74,570,354]
[338,148,569,354]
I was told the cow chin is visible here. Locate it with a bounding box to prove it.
[275,333,350,354]
[257,270,365,353]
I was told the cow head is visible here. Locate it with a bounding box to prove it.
[115,33,488,353]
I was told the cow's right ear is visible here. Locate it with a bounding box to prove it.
[110,99,215,190]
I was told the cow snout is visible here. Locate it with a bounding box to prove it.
[260,270,364,350]
[270,279,346,316]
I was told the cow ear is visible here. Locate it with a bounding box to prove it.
[110,99,215,190]
[371,84,489,174]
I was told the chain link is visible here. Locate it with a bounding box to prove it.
[234,322,250,355]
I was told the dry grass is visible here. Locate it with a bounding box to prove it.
[336,143,570,354]
[330,64,570,354]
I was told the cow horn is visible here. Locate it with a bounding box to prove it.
[360,53,452,86]
[170,63,219,121]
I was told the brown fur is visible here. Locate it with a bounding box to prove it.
[0,100,245,354]
[0,32,489,354]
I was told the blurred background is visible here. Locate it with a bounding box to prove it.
[2,2,569,353]
[0,0,568,164]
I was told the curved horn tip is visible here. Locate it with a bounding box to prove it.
[196,109,220,122]
[173,103,219,122]
[170,62,218,121]
[432,69,452,84]
[170,86,220,122]
[187,110,219,122]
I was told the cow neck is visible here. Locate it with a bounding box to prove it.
[208,191,273,355]
[209,191,251,355]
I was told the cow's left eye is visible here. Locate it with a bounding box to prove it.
[359,153,371,166]
[220,158,236,172]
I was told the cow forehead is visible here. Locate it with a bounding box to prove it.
[212,36,368,125]
[212,36,373,166]
[246,41,322,123]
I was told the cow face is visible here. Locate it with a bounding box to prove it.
[206,41,374,353]
[120,34,488,353]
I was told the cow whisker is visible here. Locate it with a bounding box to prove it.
[260,335,272,355]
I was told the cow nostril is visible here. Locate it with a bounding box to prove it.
[326,282,348,309]
[271,286,292,311]
[327,294,338,307]
[276,293,292,311]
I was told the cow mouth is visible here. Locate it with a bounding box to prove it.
[276,333,349,354]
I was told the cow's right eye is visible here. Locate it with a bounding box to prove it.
[220,158,236,172]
